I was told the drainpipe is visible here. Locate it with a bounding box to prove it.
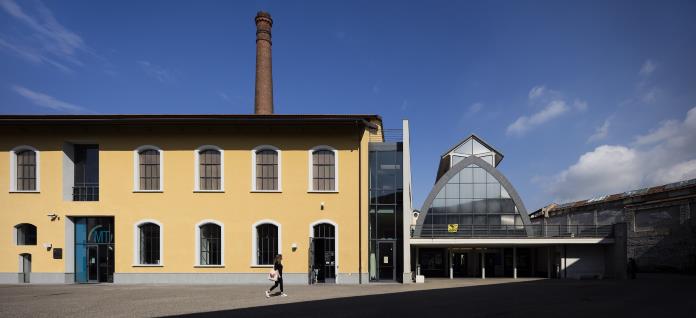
[358,124,363,284]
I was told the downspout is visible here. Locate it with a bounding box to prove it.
[358,122,363,284]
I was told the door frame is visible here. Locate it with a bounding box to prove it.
[19,253,31,283]
[376,241,396,281]
[309,220,338,283]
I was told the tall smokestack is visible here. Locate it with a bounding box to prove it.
[254,11,273,114]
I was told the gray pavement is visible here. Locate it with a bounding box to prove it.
[1,275,694,317]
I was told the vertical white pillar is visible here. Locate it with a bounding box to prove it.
[401,120,413,283]
[481,251,485,279]
[513,246,517,279]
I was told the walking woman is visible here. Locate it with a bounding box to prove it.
[266,254,287,297]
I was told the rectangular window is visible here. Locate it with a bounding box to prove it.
[73,145,99,201]
[256,150,278,190]
[312,150,335,191]
[139,150,160,190]
[199,150,221,190]
[256,224,278,265]
[16,150,36,191]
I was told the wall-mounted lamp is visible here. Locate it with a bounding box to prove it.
[320,202,325,211]
[47,213,58,221]
[42,243,52,250]
[291,243,298,252]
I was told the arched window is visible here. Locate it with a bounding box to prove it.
[10,146,39,192]
[195,146,223,191]
[137,222,161,265]
[254,222,279,265]
[309,147,337,191]
[252,146,280,191]
[134,146,162,191]
[197,222,223,266]
[15,223,37,245]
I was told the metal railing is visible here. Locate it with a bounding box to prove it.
[369,129,403,142]
[73,183,99,201]
[411,224,613,239]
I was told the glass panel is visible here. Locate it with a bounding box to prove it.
[472,139,489,154]
[454,138,473,155]
[459,184,473,198]
[473,184,486,198]
[445,183,458,198]
[486,183,500,198]
[473,167,487,183]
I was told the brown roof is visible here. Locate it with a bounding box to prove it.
[0,114,382,128]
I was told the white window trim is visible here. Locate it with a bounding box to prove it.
[13,223,37,246]
[195,219,225,267]
[309,219,339,275]
[307,146,339,193]
[251,219,282,267]
[194,145,224,192]
[9,145,40,193]
[133,145,164,192]
[251,145,282,192]
[132,219,164,266]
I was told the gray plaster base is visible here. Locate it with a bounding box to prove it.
[336,273,369,284]
[0,272,73,284]
[114,273,371,285]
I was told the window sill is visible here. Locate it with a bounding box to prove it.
[132,264,164,267]
[307,190,339,194]
[250,265,274,268]
[250,190,282,193]
[194,265,225,268]
[9,190,40,193]
[193,190,225,193]
[133,190,164,193]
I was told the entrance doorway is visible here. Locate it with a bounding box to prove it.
[377,241,395,281]
[310,223,336,283]
[452,251,469,277]
[74,217,114,283]
[20,253,31,283]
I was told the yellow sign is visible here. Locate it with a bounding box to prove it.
[448,224,459,233]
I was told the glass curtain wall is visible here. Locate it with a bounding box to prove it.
[368,142,403,282]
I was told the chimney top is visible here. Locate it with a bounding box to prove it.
[254,11,274,114]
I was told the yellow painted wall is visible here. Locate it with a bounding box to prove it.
[0,124,373,278]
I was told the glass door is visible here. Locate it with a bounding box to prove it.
[377,242,395,281]
[87,245,99,283]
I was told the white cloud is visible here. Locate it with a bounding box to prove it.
[0,0,89,71]
[541,106,696,202]
[12,85,90,113]
[587,118,611,143]
[507,100,569,136]
[528,85,546,99]
[640,59,656,76]
[138,60,176,83]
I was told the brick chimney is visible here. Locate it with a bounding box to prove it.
[254,11,274,115]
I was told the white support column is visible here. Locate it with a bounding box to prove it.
[481,251,485,279]
[513,246,517,279]
[449,249,453,279]
[401,120,413,283]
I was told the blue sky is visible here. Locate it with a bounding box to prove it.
[2,0,696,211]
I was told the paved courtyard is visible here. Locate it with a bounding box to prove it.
[1,275,694,317]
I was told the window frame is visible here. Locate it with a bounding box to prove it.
[194,219,225,267]
[308,219,339,270]
[251,219,282,267]
[133,145,164,192]
[194,145,224,192]
[133,219,163,266]
[251,145,282,192]
[13,223,37,246]
[307,146,339,193]
[9,145,40,193]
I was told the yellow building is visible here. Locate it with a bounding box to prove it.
[0,114,416,284]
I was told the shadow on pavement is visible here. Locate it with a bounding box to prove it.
[164,275,696,318]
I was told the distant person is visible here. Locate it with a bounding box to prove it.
[628,258,637,279]
[266,254,287,298]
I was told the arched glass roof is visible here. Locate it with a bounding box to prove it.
[417,156,530,237]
